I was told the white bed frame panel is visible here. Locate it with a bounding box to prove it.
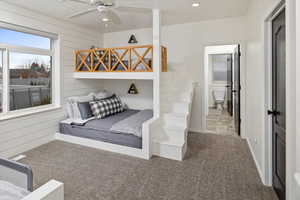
[22,180,64,200]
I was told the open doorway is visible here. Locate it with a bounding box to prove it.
[203,45,241,136]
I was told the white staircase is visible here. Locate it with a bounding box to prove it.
[152,72,195,161]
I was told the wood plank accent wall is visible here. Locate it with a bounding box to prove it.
[0,2,103,158]
[75,45,168,72]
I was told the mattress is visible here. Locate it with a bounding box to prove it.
[59,109,143,149]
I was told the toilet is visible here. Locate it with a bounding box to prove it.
[213,88,226,110]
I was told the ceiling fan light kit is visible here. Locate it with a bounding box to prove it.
[102,17,109,22]
[192,2,200,7]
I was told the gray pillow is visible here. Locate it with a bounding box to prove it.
[78,102,94,120]
[67,93,95,120]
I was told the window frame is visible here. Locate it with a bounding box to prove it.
[211,54,230,84]
[0,23,61,120]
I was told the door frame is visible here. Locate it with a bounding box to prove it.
[264,0,286,187]
[202,45,242,134]
[227,55,233,116]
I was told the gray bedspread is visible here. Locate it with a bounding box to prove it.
[84,110,139,131]
[59,109,153,149]
[110,109,153,137]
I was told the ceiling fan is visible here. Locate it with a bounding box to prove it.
[59,0,150,25]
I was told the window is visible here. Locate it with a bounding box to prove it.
[0,28,51,50]
[9,52,52,111]
[212,54,231,82]
[0,24,58,117]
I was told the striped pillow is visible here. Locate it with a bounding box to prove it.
[89,95,124,119]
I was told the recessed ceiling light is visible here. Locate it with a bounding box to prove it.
[102,18,109,22]
[192,2,200,7]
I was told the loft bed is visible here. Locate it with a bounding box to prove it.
[73,45,168,79]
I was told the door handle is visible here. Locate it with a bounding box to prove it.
[267,110,280,116]
[232,90,237,93]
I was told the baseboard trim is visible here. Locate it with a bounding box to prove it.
[246,138,265,185]
[188,129,207,133]
[1,134,54,159]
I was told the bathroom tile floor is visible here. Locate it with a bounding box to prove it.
[206,108,238,137]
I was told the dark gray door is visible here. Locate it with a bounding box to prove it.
[227,55,233,116]
[270,9,286,200]
[233,45,241,136]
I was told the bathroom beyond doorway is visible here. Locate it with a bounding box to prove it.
[203,45,241,136]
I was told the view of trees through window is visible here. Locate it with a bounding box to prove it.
[9,52,52,111]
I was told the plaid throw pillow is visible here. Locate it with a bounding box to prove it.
[89,95,124,119]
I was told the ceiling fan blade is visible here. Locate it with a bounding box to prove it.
[115,6,151,14]
[68,8,97,18]
[101,0,115,5]
[115,0,154,9]
[60,0,90,4]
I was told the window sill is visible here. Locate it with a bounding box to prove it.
[0,105,62,122]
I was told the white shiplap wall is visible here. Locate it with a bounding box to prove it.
[0,2,104,158]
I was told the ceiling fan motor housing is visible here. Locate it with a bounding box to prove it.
[91,0,114,7]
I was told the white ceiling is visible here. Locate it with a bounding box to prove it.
[4,0,250,33]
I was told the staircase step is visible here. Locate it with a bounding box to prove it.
[153,137,185,147]
[163,125,187,139]
[161,93,192,102]
[161,87,192,93]
[152,137,187,161]
[152,81,195,161]
[161,101,191,114]
[163,112,188,125]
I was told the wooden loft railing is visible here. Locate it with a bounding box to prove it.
[75,45,168,73]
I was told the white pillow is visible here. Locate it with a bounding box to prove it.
[68,93,95,103]
[67,93,95,119]
[65,102,74,118]
[94,90,112,100]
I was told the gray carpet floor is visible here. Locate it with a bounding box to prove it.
[20,133,278,200]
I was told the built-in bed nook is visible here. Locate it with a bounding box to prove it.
[59,85,153,149]
[56,43,166,159]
